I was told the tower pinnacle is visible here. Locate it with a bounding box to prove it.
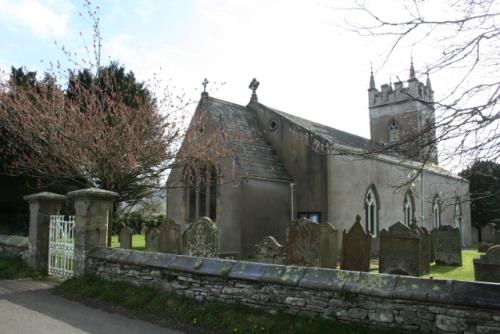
[426,68,432,91]
[369,64,376,90]
[409,56,416,81]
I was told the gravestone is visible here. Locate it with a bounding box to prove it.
[145,227,161,252]
[320,222,339,269]
[159,218,181,254]
[379,221,423,276]
[481,223,497,244]
[341,215,371,272]
[255,236,285,264]
[286,218,320,267]
[183,217,218,257]
[119,225,133,249]
[474,245,500,283]
[432,225,462,266]
[409,221,431,275]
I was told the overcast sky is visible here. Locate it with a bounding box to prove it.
[0,0,454,161]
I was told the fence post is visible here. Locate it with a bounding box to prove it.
[23,192,67,272]
[68,188,118,277]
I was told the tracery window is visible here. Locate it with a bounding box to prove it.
[403,190,414,225]
[432,196,441,228]
[454,199,462,230]
[184,163,217,221]
[365,185,379,237]
[388,119,400,143]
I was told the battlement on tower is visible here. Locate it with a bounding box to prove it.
[369,78,433,109]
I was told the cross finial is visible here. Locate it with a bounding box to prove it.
[249,78,260,102]
[249,78,259,93]
[202,78,209,92]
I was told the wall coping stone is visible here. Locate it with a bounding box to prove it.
[67,188,119,199]
[87,247,500,310]
[23,192,67,202]
[0,234,29,248]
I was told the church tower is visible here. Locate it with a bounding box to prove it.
[368,60,438,164]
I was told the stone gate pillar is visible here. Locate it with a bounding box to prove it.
[23,192,67,272]
[68,188,118,277]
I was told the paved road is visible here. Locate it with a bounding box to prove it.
[0,279,185,334]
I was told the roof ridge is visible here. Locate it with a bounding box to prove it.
[256,102,374,144]
[208,96,249,110]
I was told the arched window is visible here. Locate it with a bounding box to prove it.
[388,119,400,143]
[432,196,441,228]
[403,190,414,225]
[184,162,217,221]
[365,185,379,237]
[454,199,462,230]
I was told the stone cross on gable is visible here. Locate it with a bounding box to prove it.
[249,78,260,93]
[202,78,209,92]
[249,78,260,102]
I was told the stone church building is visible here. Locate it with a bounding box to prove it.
[166,62,471,257]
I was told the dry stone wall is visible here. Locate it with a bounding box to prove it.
[88,247,500,333]
[0,234,29,260]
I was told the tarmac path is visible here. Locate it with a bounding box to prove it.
[0,279,185,334]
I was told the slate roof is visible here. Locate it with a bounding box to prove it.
[206,97,291,181]
[259,104,388,153]
[205,96,457,180]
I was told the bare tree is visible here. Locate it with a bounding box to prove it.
[336,0,500,168]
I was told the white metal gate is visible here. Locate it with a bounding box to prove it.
[48,215,75,278]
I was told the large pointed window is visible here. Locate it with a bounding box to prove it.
[184,163,218,221]
[454,199,462,230]
[365,185,379,237]
[388,119,400,143]
[403,190,414,225]
[432,196,441,228]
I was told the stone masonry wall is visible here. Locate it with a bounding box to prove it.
[0,233,29,260]
[88,247,500,333]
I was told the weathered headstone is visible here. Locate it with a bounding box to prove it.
[341,215,371,272]
[320,222,338,269]
[432,225,462,266]
[119,225,133,249]
[286,217,320,267]
[479,242,494,252]
[145,227,161,252]
[379,221,423,276]
[409,221,431,275]
[255,236,285,264]
[481,223,497,244]
[183,217,218,257]
[474,245,500,283]
[158,218,181,254]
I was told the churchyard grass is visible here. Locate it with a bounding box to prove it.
[369,249,480,282]
[111,234,145,251]
[424,249,480,282]
[57,274,423,334]
[0,255,42,279]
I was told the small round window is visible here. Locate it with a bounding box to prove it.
[268,119,279,132]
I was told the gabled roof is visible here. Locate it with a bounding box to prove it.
[206,97,291,181]
[256,102,457,177]
[257,103,388,154]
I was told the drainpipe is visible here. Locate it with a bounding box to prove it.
[290,183,295,221]
[420,171,425,226]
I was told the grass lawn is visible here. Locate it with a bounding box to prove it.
[424,249,481,281]
[111,235,481,281]
[58,275,423,334]
[111,234,145,251]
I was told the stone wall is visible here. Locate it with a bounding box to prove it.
[88,247,500,333]
[0,233,29,260]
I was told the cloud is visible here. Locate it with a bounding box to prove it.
[0,0,73,39]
